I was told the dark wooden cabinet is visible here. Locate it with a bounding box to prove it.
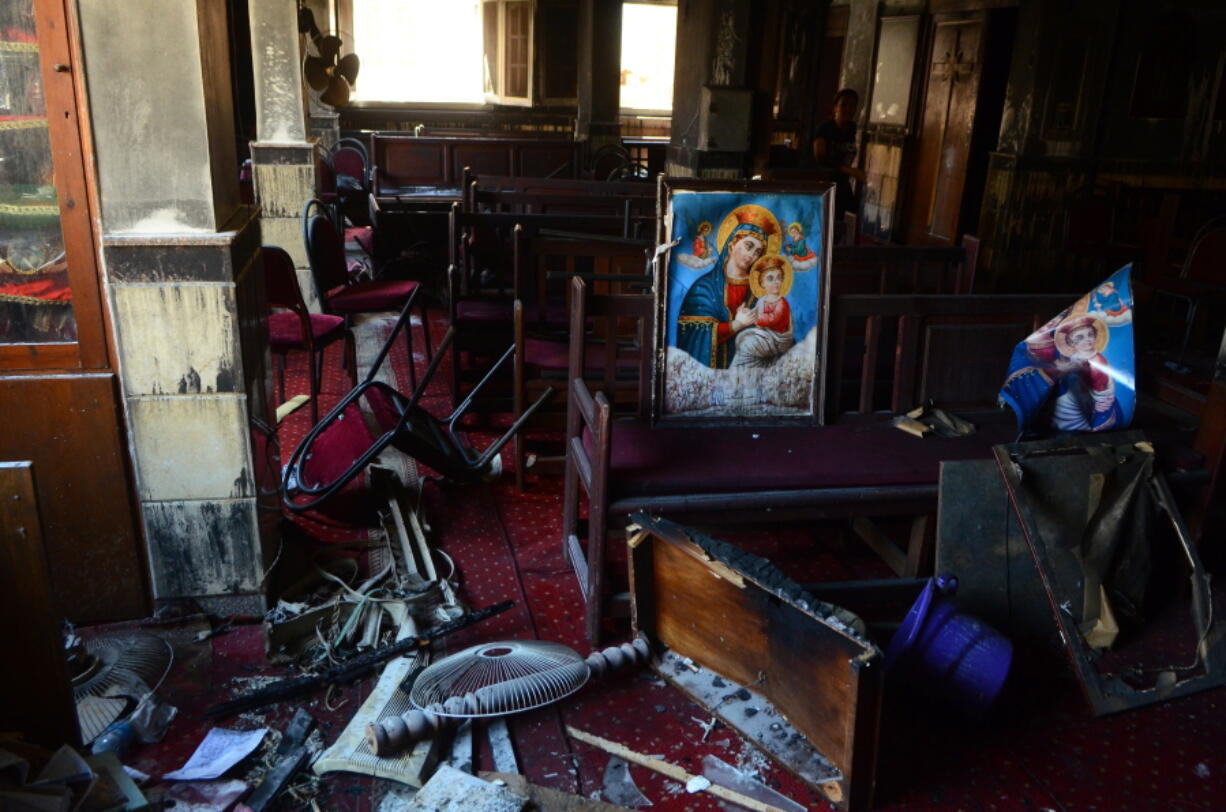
[0,0,148,621]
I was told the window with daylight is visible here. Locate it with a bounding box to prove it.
[351,0,485,104]
[619,2,676,112]
[482,0,535,105]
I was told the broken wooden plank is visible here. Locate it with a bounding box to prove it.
[566,726,786,812]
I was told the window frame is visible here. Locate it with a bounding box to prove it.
[618,0,676,116]
[483,0,536,107]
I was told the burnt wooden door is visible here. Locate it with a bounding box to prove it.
[0,0,149,622]
[906,17,984,246]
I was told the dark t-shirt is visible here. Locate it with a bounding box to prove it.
[813,119,858,215]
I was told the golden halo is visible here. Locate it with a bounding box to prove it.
[715,204,782,258]
[748,254,794,298]
[697,221,712,234]
[786,221,804,234]
[1054,313,1109,357]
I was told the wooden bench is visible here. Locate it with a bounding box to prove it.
[464,173,657,238]
[563,280,1072,642]
[371,133,581,198]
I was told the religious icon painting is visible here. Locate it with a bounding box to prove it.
[652,178,834,425]
[999,263,1136,437]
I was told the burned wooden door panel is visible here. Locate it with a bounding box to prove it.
[628,514,882,810]
[0,373,149,622]
[907,18,984,246]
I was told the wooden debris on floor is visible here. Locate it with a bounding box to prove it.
[567,726,789,812]
[407,764,526,811]
[481,771,632,811]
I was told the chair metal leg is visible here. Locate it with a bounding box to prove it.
[345,332,358,388]
[404,314,418,394]
[419,300,433,366]
[310,349,321,425]
[276,354,286,412]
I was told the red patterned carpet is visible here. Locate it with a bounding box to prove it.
[124,305,1225,811]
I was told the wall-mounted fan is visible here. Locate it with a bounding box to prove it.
[299,7,359,108]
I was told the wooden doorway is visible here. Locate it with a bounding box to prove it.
[905,11,1013,246]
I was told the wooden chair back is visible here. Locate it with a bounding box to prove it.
[513,231,652,332]
[831,235,981,295]
[566,275,655,420]
[448,204,643,304]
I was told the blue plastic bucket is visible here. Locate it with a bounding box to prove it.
[885,574,1013,716]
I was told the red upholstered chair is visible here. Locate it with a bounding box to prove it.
[263,245,354,426]
[304,199,432,392]
[330,138,376,259]
[281,298,551,513]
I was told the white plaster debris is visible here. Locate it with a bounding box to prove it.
[1196,763,1210,778]
[685,776,711,793]
[734,740,773,783]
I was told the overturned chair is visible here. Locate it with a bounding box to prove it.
[282,292,552,512]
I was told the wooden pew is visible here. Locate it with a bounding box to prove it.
[830,235,980,295]
[562,281,1071,643]
[464,173,657,238]
[371,133,581,198]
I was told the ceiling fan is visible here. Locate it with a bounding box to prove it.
[299,7,360,107]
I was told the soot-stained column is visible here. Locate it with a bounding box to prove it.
[79,0,275,615]
[249,0,320,304]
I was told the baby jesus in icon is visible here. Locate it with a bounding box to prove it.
[731,254,797,369]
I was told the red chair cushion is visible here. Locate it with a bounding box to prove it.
[268,311,345,348]
[593,417,1019,501]
[346,226,375,256]
[326,279,419,312]
[297,402,378,491]
[454,299,569,327]
[524,337,637,372]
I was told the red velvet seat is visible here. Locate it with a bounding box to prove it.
[324,278,420,312]
[268,310,345,346]
[305,199,432,391]
[592,418,1019,502]
[455,298,570,327]
[524,336,637,372]
[263,245,354,425]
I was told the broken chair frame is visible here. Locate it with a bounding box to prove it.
[281,292,552,511]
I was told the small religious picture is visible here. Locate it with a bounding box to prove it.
[654,179,833,425]
[999,264,1136,436]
